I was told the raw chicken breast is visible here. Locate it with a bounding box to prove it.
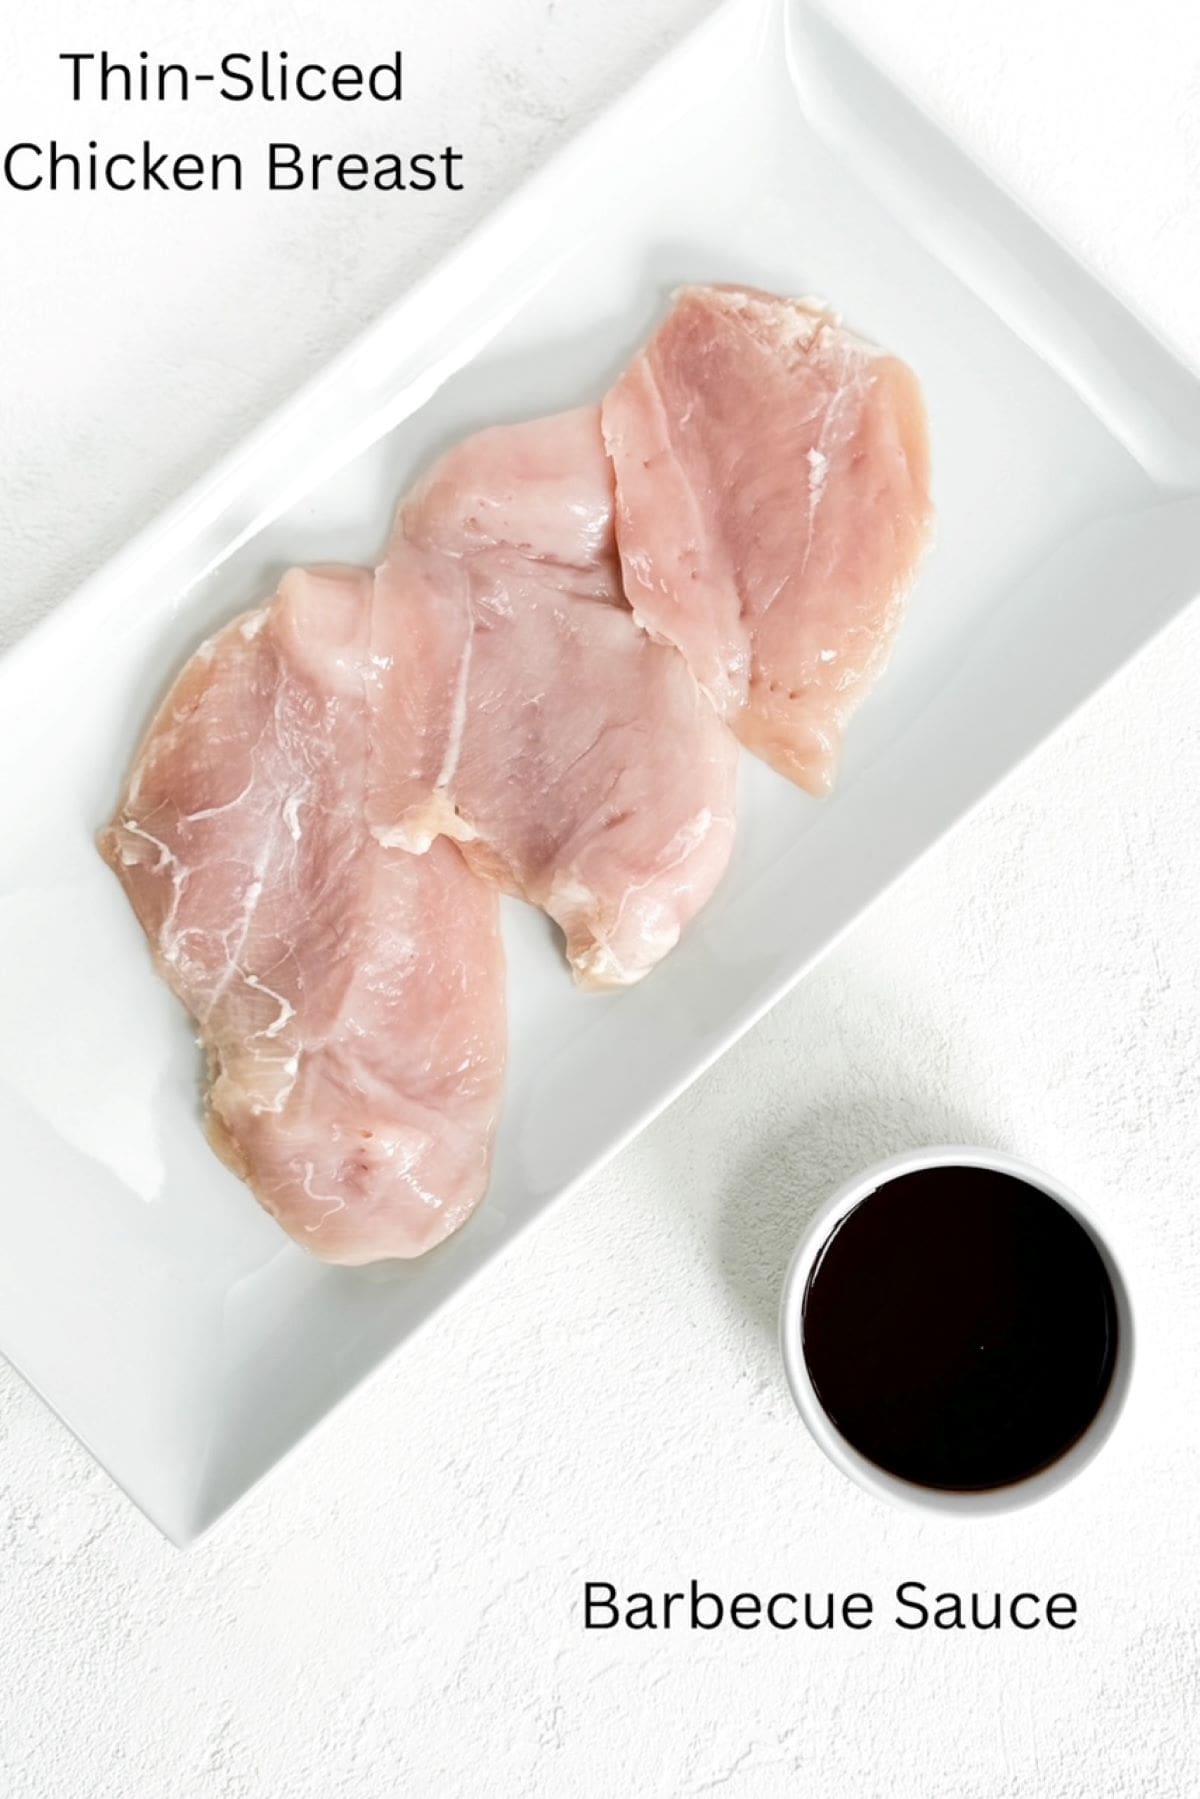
[99,567,505,1264]
[602,285,933,793]
[374,408,738,988]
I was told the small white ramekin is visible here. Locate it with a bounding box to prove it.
[778,1145,1134,1516]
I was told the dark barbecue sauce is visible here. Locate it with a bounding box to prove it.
[800,1166,1119,1491]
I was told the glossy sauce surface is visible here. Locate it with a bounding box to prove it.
[801,1166,1119,1491]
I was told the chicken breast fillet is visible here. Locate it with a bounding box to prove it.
[374,407,738,988]
[99,567,505,1264]
[602,285,933,793]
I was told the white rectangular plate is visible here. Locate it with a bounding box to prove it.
[3,0,1199,1544]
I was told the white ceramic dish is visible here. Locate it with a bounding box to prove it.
[1,0,1198,1545]
[778,1147,1135,1514]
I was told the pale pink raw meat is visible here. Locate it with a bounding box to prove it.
[373,407,739,988]
[602,285,933,794]
[99,566,505,1264]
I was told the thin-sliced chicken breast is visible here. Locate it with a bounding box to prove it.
[374,407,738,988]
[602,285,933,793]
[99,567,505,1264]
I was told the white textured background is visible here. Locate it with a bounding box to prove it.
[2,1,1199,1794]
